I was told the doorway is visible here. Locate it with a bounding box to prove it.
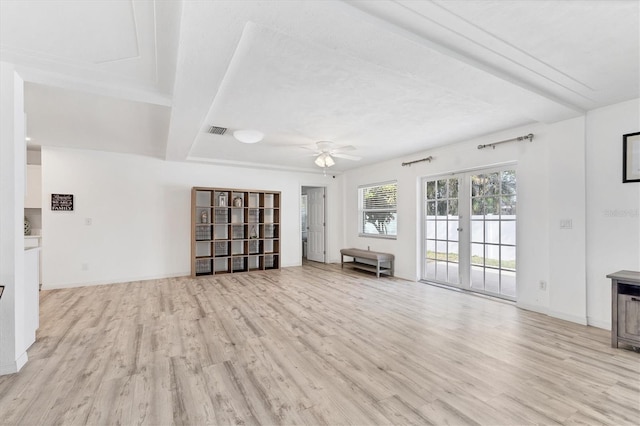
[301,186,325,263]
[422,167,517,300]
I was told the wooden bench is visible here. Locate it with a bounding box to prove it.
[340,248,394,278]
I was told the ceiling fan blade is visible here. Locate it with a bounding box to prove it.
[332,153,362,161]
[332,145,356,152]
[300,145,320,152]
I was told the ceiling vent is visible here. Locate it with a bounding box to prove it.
[207,126,227,135]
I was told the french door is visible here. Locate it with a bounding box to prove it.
[422,167,517,300]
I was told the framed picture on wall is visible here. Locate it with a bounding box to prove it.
[623,132,640,183]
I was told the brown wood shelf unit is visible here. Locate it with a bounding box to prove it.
[191,187,281,277]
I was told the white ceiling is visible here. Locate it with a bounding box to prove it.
[2,0,638,173]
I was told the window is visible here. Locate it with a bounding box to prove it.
[359,181,397,238]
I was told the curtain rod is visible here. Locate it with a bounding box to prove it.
[401,156,432,167]
[477,133,534,150]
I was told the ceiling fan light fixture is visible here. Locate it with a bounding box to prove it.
[315,153,335,168]
[325,154,335,167]
[233,129,264,144]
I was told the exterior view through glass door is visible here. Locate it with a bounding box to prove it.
[423,168,517,300]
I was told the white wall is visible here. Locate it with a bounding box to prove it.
[585,98,640,328]
[547,116,587,324]
[342,118,593,321]
[0,62,28,375]
[41,147,343,289]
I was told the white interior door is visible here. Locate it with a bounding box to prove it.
[306,187,325,262]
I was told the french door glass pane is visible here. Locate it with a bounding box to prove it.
[469,169,517,298]
[424,176,460,285]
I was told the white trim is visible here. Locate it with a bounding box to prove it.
[547,309,588,326]
[0,351,28,376]
[41,272,187,290]
[587,317,611,330]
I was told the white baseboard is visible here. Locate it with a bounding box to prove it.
[517,303,590,326]
[41,272,189,290]
[547,309,588,325]
[587,317,611,330]
[0,351,28,376]
[516,301,548,316]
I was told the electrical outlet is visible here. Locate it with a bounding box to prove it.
[82,263,89,271]
[85,218,92,226]
[539,280,547,291]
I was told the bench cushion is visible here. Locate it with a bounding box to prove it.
[340,248,394,261]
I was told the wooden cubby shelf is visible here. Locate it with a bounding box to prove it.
[191,187,281,277]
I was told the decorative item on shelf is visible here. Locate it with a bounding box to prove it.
[233,196,243,207]
[24,217,31,235]
[218,193,227,206]
[250,225,258,239]
[200,210,208,224]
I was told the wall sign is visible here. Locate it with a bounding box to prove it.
[623,132,640,183]
[51,194,74,211]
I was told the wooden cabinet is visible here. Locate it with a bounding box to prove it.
[607,270,640,350]
[191,187,280,276]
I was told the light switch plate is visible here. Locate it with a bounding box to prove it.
[560,219,572,229]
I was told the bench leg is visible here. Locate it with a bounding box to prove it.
[376,261,380,278]
[341,254,344,269]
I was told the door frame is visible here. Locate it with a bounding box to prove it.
[301,185,327,263]
[420,163,518,300]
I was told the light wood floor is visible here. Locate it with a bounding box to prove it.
[0,263,638,425]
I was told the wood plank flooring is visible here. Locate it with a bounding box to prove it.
[0,262,638,425]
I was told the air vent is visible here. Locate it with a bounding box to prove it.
[207,126,227,135]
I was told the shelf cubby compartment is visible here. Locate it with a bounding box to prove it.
[263,224,279,239]
[264,254,279,270]
[195,190,212,207]
[232,256,247,273]
[214,207,229,224]
[231,192,245,208]
[196,207,212,224]
[231,240,245,255]
[214,241,229,257]
[195,225,212,241]
[248,223,259,239]
[214,191,231,207]
[195,259,213,276]
[214,258,230,273]
[230,207,244,224]
[231,225,245,240]
[213,224,228,240]
[248,255,261,271]
[263,239,280,254]
[248,193,260,208]
[248,239,261,255]
[195,241,212,257]
[248,208,260,223]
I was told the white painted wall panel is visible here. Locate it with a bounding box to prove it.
[586,98,640,329]
[41,148,342,289]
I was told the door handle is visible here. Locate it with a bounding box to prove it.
[457,228,463,232]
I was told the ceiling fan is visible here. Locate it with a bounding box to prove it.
[305,141,362,168]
